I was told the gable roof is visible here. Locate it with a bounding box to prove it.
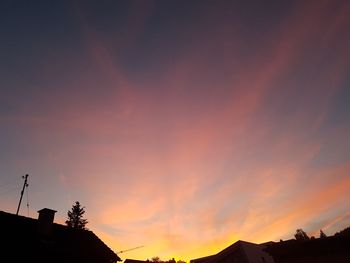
[191,240,273,263]
[0,210,121,263]
[190,254,216,263]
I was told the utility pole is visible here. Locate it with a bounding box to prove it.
[16,174,29,215]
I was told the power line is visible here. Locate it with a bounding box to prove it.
[26,182,30,217]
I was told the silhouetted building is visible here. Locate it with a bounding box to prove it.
[264,233,350,263]
[0,209,121,263]
[124,259,150,263]
[191,240,274,263]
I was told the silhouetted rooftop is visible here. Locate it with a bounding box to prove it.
[191,240,273,263]
[0,210,121,263]
[264,233,350,262]
[124,259,150,263]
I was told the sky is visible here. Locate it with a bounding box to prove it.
[0,0,350,261]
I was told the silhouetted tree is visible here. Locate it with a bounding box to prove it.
[320,229,327,238]
[149,257,181,263]
[151,257,161,263]
[65,201,88,229]
[294,228,309,241]
[335,226,350,236]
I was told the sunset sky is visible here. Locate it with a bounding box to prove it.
[1,0,350,261]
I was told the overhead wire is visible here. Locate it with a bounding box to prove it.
[26,183,30,217]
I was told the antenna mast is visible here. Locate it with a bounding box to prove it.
[16,174,29,215]
[117,245,144,254]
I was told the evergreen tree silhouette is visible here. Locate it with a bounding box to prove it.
[294,228,309,240]
[65,201,88,229]
[320,229,327,238]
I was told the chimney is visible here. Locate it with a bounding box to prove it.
[37,208,57,238]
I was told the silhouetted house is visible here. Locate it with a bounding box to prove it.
[264,233,350,263]
[124,259,150,263]
[0,208,121,263]
[191,240,274,263]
